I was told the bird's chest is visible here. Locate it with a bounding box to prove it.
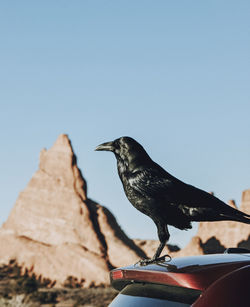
[117,159,153,209]
[120,174,139,203]
[119,174,152,216]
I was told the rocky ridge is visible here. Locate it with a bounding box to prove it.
[0,135,145,287]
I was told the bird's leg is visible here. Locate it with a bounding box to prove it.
[137,224,171,266]
[153,242,168,260]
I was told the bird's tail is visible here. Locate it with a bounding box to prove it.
[221,207,250,224]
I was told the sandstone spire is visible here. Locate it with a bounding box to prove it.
[3,134,102,253]
[241,189,250,214]
[0,134,145,286]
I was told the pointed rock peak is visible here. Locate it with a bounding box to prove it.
[39,134,87,198]
[39,134,76,171]
[50,134,74,154]
[1,134,146,286]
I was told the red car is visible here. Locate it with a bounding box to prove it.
[108,248,250,307]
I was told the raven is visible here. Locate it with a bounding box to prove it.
[96,136,250,265]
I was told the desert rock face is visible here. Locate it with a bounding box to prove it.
[133,239,180,258]
[3,135,101,252]
[241,189,250,213]
[173,236,204,257]
[0,134,145,286]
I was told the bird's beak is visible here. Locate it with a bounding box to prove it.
[95,141,114,152]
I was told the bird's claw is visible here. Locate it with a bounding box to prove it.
[135,254,172,266]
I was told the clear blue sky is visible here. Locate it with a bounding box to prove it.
[0,1,249,247]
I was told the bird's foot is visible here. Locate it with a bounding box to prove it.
[135,254,172,266]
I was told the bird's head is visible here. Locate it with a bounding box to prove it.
[95,136,151,169]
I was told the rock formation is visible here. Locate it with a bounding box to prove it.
[0,134,145,287]
[133,239,180,258]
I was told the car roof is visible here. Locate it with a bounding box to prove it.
[110,253,250,291]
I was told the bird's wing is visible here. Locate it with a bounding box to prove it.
[128,167,227,209]
[128,166,250,223]
[128,167,176,200]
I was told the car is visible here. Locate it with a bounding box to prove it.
[108,248,250,306]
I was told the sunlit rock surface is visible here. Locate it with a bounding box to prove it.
[0,135,145,286]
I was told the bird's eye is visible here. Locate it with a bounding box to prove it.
[112,140,120,154]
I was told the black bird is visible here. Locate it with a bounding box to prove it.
[95,136,250,265]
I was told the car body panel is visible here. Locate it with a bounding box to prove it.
[192,265,250,307]
[110,254,250,291]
